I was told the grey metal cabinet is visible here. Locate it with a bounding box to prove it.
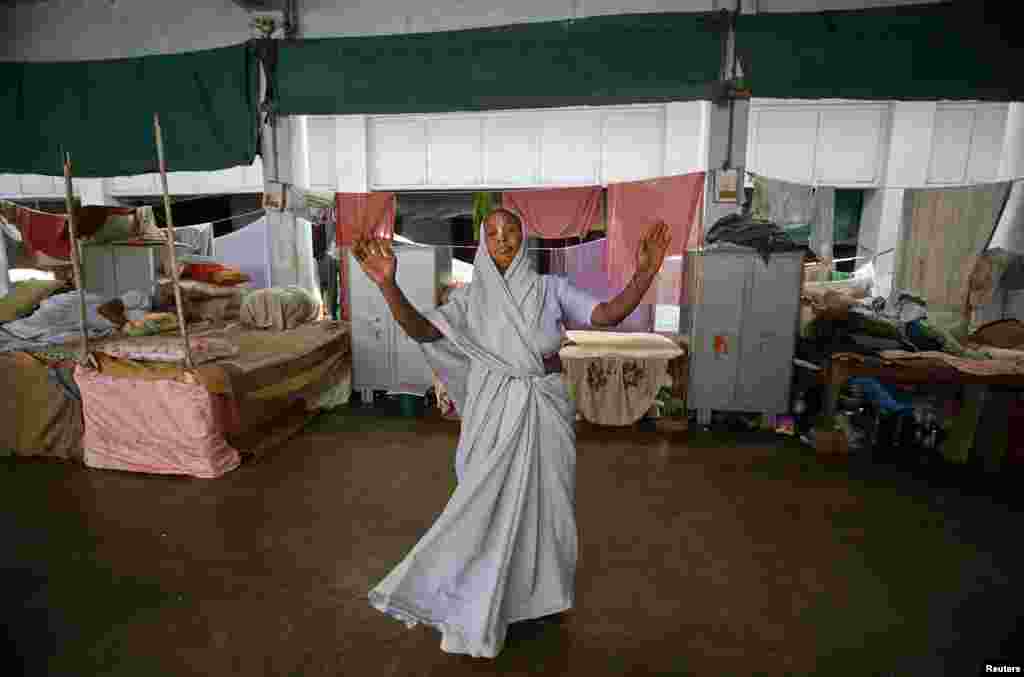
[79,242,160,306]
[348,243,451,399]
[685,247,804,425]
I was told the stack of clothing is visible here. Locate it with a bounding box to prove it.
[797,288,993,367]
[704,212,807,262]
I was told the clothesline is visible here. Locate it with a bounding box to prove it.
[198,207,266,228]
[744,170,1024,190]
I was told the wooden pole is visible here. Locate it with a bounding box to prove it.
[62,152,93,367]
[153,113,195,370]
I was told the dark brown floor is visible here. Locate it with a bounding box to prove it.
[2,408,1022,676]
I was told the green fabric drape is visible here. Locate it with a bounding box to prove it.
[0,44,259,177]
[275,13,724,115]
[736,2,1024,102]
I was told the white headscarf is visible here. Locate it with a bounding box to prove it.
[421,222,549,413]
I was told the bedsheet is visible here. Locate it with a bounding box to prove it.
[86,320,350,396]
[77,366,241,479]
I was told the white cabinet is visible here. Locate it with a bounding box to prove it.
[348,243,452,397]
[685,248,804,424]
[79,243,159,305]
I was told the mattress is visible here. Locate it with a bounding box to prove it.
[75,320,352,478]
[86,320,351,397]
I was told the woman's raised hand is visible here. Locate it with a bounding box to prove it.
[353,234,396,287]
[636,221,672,277]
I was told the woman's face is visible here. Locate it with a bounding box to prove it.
[484,212,524,274]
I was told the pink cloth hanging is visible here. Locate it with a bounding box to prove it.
[502,186,602,239]
[335,192,396,246]
[335,192,396,321]
[607,172,705,305]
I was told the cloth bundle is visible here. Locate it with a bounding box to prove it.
[704,213,805,263]
[240,286,320,331]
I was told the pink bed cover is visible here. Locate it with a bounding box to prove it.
[76,366,242,479]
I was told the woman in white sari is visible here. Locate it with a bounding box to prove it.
[356,209,670,658]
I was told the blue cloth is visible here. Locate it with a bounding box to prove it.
[847,377,913,414]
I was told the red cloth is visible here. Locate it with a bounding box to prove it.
[607,172,705,305]
[502,186,602,239]
[335,192,396,321]
[17,206,71,261]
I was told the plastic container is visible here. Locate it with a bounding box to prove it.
[397,393,424,417]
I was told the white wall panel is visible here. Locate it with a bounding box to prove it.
[109,174,158,195]
[884,102,935,187]
[749,107,819,184]
[426,117,484,186]
[601,107,665,183]
[483,114,542,186]
[967,104,1009,183]
[927,105,974,184]
[0,175,23,196]
[19,175,59,196]
[539,110,602,185]
[815,105,886,184]
[335,116,369,192]
[665,101,709,175]
[369,118,428,187]
[998,103,1024,181]
[307,116,338,191]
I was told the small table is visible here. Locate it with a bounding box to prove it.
[559,332,685,427]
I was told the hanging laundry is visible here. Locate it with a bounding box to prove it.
[750,174,835,266]
[502,186,602,239]
[335,192,396,246]
[896,182,1011,335]
[336,193,396,320]
[16,206,71,261]
[173,223,214,257]
[75,206,139,242]
[606,172,705,306]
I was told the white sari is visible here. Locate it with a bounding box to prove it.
[368,231,577,658]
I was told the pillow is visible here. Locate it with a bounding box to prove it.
[97,335,239,365]
[157,278,250,302]
[123,313,179,337]
[0,279,65,322]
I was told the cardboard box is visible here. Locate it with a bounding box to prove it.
[815,429,849,455]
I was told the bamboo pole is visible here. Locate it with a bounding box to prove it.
[153,113,195,370]
[62,152,93,367]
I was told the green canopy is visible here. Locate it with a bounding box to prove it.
[737,2,1023,101]
[0,44,259,177]
[275,12,725,116]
